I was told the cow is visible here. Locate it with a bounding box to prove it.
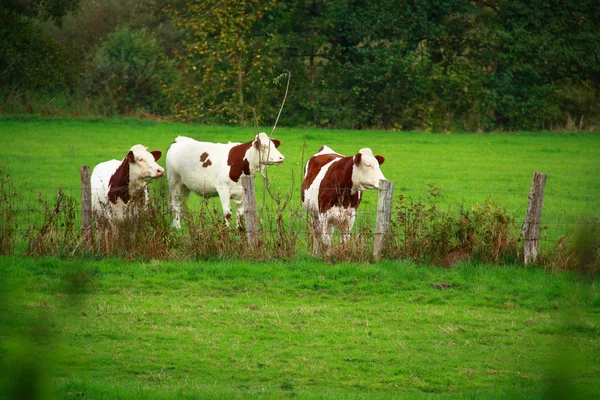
[91,144,164,222]
[301,145,386,255]
[166,132,284,229]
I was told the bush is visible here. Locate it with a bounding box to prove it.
[0,165,18,255]
[84,27,175,116]
[385,187,519,266]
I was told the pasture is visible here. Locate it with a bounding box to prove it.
[1,257,599,399]
[1,115,599,250]
[0,116,599,398]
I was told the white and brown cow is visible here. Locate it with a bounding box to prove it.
[166,132,284,229]
[301,145,386,254]
[91,144,164,222]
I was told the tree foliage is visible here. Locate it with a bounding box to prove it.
[169,0,281,125]
[85,27,176,115]
[0,0,81,91]
[2,0,600,131]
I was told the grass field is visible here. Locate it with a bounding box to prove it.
[1,115,599,248]
[1,257,599,399]
[0,116,599,398]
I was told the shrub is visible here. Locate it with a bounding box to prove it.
[0,165,18,255]
[25,189,78,257]
[542,218,600,276]
[85,27,175,116]
[385,187,519,266]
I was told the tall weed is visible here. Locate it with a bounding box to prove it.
[385,187,519,266]
[0,165,18,255]
[542,218,600,276]
[25,189,78,257]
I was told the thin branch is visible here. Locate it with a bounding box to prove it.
[271,70,291,137]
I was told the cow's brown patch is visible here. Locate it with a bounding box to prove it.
[317,156,360,213]
[107,152,132,204]
[227,142,252,182]
[199,152,212,168]
[301,152,340,202]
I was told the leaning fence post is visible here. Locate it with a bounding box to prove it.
[80,166,92,246]
[241,175,259,247]
[522,172,547,265]
[373,179,394,261]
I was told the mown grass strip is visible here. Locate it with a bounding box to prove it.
[1,256,598,399]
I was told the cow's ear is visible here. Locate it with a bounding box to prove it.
[151,151,162,161]
[272,139,281,148]
[354,153,362,166]
[127,151,136,163]
[253,138,261,149]
[375,155,385,165]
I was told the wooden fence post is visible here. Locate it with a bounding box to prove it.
[242,175,259,247]
[522,172,547,265]
[373,179,394,261]
[80,166,92,246]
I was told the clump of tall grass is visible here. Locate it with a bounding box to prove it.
[25,189,78,257]
[542,218,600,276]
[92,186,181,260]
[0,164,18,255]
[184,201,246,259]
[384,186,519,266]
[324,224,374,263]
[259,180,303,260]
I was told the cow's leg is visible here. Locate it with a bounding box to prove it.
[234,198,245,231]
[311,217,321,257]
[320,217,334,255]
[341,211,356,243]
[217,190,232,227]
[168,176,189,229]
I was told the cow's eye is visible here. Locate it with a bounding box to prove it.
[137,158,145,163]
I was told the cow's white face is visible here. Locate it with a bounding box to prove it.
[128,144,165,183]
[253,132,284,166]
[352,148,386,191]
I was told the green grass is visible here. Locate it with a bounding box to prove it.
[0,116,599,398]
[1,256,598,399]
[1,115,598,247]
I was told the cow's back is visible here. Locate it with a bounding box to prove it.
[166,136,237,195]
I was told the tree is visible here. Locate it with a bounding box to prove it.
[86,27,176,116]
[0,0,81,91]
[169,0,282,125]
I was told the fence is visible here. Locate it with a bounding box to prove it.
[1,167,598,266]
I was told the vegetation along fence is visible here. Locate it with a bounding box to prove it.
[1,167,598,272]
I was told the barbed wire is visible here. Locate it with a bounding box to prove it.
[3,184,600,199]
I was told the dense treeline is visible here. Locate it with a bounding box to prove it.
[2,0,599,131]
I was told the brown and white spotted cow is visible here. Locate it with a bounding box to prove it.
[91,144,164,222]
[301,145,386,254]
[166,132,284,229]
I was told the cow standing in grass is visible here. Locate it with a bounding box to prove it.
[301,145,386,255]
[91,144,164,223]
[166,132,284,229]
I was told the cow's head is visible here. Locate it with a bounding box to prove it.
[352,148,386,191]
[253,132,284,168]
[127,144,165,182]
